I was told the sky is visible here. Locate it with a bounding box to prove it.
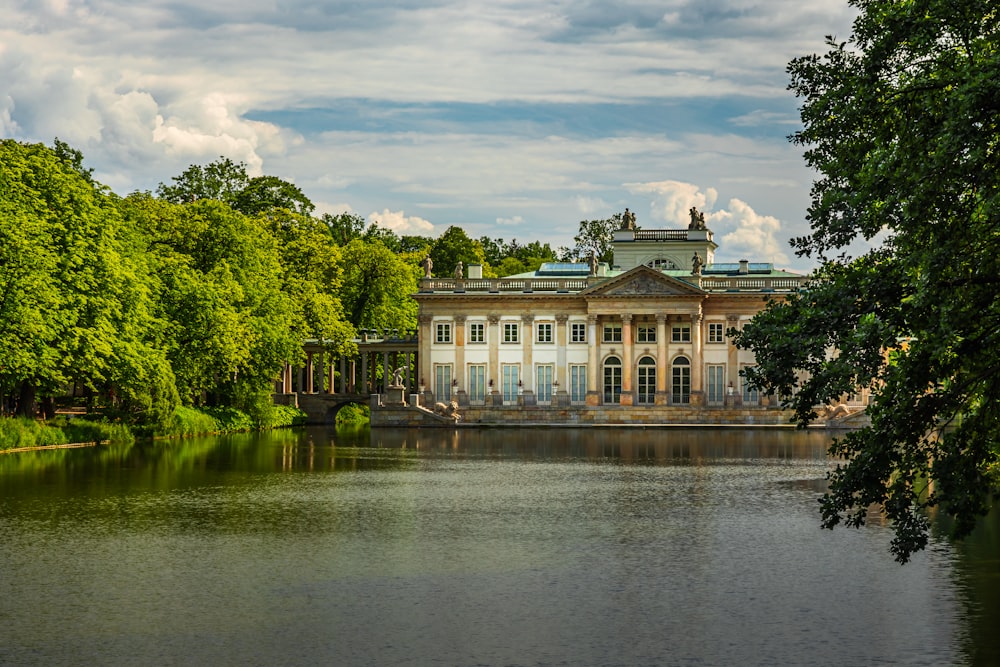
[1,0,858,271]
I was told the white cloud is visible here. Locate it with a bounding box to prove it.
[627,180,718,227]
[367,209,436,236]
[496,215,523,226]
[715,198,789,265]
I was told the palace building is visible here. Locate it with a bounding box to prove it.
[409,209,809,424]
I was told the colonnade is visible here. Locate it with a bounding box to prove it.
[277,341,419,396]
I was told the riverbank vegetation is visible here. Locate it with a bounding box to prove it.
[734,0,1000,562]
[0,139,571,436]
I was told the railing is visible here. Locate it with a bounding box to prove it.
[421,278,593,292]
[633,230,690,241]
[420,275,804,294]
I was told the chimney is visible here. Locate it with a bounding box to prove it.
[739,259,749,274]
[468,264,483,279]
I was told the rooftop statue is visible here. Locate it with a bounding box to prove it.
[620,207,637,231]
[421,255,433,278]
[691,252,704,276]
[688,206,707,230]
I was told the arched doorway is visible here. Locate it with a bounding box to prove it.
[671,356,691,404]
[636,356,656,404]
[603,356,622,404]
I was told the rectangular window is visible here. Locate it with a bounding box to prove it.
[570,365,587,402]
[435,322,451,343]
[468,365,486,402]
[536,365,553,403]
[502,364,520,403]
[503,322,519,343]
[741,366,760,405]
[434,364,452,401]
[671,324,691,343]
[537,322,553,344]
[571,322,586,343]
[706,365,726,404]
[637,326,656,343]
[469,322,485,343]
[603,323,622,343]
[708,322,725,344]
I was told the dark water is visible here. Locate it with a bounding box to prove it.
[0,427,996,666]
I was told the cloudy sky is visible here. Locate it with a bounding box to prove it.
[2,0,858,271]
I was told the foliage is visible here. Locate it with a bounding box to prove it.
[268,404,308,428]
[428,226,484,277]
[569,213,625,264]
[163,405,223,437]
[733,0,1000,562]
[62,418,135,446]
[0,418,68,450]
[339,239,419,330]
[335,403,370,425]
[479,237,557,276]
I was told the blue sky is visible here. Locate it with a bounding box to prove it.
[1,0,858,271]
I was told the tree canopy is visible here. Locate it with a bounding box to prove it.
[733,0,1000,561]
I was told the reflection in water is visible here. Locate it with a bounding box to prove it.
[0,427,995,666]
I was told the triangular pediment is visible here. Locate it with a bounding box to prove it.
[581,265,704,298]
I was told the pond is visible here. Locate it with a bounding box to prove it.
[1,427,997,666]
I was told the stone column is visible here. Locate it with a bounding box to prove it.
[487,314,502,406]
[655,313,669,405]
[554,313,569,406]
[454,315,468,406]
[520,314,535,406]
[690,312,704,406]
[726,314,742,407]
[620,312,634,406]
[339,356,347,394]
[382,350,390,392]
[417,313,432,399]
[360,352,369,395]
[283,362,292,394]
[586,314,600,406]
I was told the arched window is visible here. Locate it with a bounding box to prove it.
[672,356,690,404]
[603,357,622,404]
[637,356,656,404]
[647,258,679,270]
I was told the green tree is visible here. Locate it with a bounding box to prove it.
[234,175,314,216]
[570,213,625,264]
[733,0,1000,562]
[429,226,484,277]
[339,239,419,331]
[156,157,249,205]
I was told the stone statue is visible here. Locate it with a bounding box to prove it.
[620,207,636,231]
[454,261,464,279]
[421,255,433,278]
[688,206,707,230]
[433,400,462,421]
[691,252,703,275]
[391,367,405,387]
[588,250,598,276]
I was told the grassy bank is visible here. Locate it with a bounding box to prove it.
[0,404,308,452]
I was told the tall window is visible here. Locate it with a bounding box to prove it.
[637,356,656,404]
[537,322,553,343]
[603,323,622,343]
[502,364,520,404]
[671,356,690,404]
[536,365,553,403]
[435,322,452,343]
[707,322,725,344]
[637,326,656,343]
[571,322,586,343]
[742,366,760,405]
[434,364,452,401]
[570,365,587,402]
[503,322,519,343]
[671,324,691,343]
[603,357,622,404]
[468,365,486,402]
[706,365,725,404]
[469,322,485,343]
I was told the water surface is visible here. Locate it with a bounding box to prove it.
[1,427,996,666]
